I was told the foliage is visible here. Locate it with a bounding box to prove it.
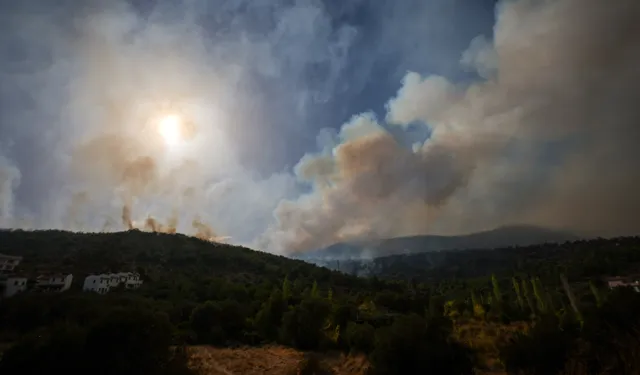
[0,308,193,375]
[2,230,640,375]
[344,322,375,354]
[369,314,474,375]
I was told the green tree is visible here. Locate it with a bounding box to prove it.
[522,279,537,316]
[499,315,576,375]
[531,278,547,314]
[344,322,375,354]
[491,274,503,305]
[282,276,292,302]
[190,300,246,344]
[254,289,286,341]
[280,296,331,350]
[0,324,86,375]
[370,314,474,375]
[560,274,582,325]
[83,308,175,375]
[512,277,525,311]
[589,280,603,307]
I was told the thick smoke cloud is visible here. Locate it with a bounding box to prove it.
[261,0,640,253]
[0,157,21,227]
[0,0,349,244]
[1,0,639,254]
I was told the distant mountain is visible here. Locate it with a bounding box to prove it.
[298,225,581,262]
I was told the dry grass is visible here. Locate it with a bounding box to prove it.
[187,346,370,375]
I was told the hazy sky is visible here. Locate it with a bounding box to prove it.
[1,0,639,254]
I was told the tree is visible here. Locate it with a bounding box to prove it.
[522,279,537,317]
[531,278,547,314]
[83,308,175,375]
[369,314,474,375]
[282,276,292,302]
[589,280,603,307]
[280,296,331,350]
[190,300,246,344]
[499,315,575,375]
[344,322,375,354]
[0,324,86,375]
[254,289,286,341]
[560,274,582,325]
[512,277,525,311]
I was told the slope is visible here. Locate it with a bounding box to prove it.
[0,228,363,290]
[300,225,580,261]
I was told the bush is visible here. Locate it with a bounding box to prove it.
[499,315,575,375]
[345,322,375,354]
[0,308,192,375]
[291,353,333,375]
[369,314,474,375]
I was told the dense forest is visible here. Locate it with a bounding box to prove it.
[2,229,640,375]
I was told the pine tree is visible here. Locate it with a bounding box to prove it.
[282,276,292,302]
[311,280,319,298]
[471,289,485,319]
[589,280,603,307]
[512,277,525,311]
[492,274,503,304]
[561,274,583,324]
[522,279,537,316]
[531,277,547,314]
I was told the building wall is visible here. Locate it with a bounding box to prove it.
[2,277,28,297]
[83,275,109,294]
[0,254,22,274]
[36,274,74,292]
[83,273,142,294]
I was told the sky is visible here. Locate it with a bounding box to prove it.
[1,0,639,255]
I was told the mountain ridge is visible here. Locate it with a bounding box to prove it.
[298,225,581,261]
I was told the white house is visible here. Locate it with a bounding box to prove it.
[83,272,143,294]
[0,254,22,274]
[0,275,28,298]
[606,277,640,292]
[34,274,74,292]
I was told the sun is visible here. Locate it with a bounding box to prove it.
[158,114,182,146]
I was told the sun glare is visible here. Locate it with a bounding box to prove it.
[158,114,182,146]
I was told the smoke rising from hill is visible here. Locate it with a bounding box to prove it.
[260,0,640,253]
[1,0,639,253]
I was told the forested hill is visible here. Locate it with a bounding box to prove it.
[0,229,362,289]
[320,236,640,283]
[300,225,580,261]
[4,231,640,374]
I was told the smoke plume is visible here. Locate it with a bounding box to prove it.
[260,0,640,253]
[1,0,639,255]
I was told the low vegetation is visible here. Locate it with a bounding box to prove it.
[1,229,640,374]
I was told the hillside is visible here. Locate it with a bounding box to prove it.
[0,228,364,291]
[299,225,580,262]
[3,230,640,375]
[312,237,640,283]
